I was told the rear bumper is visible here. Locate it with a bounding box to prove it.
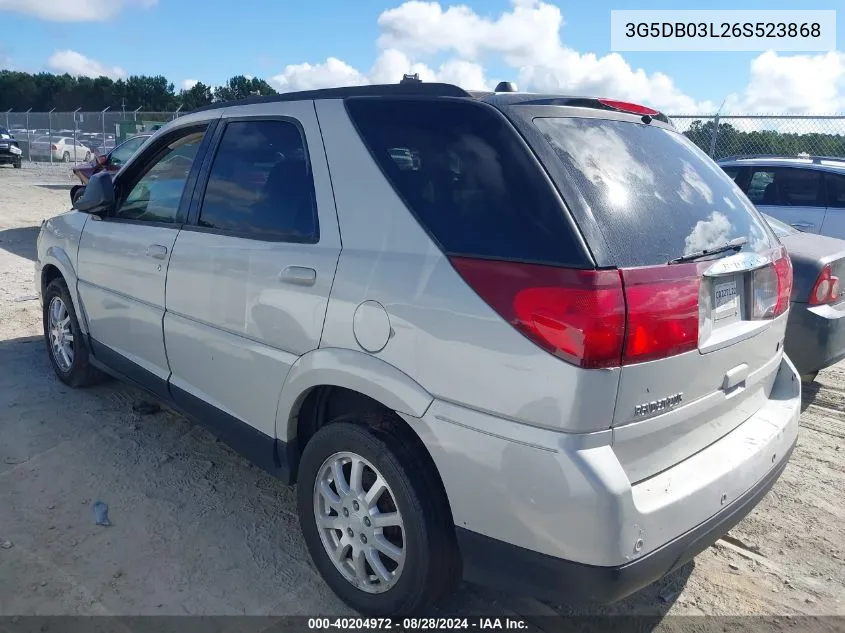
[407,354,800,603]
[456,438,793,603]
[784,300,845,376]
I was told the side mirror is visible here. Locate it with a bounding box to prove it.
[73,171,115,214]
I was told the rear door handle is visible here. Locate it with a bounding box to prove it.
[146,244,168,260]
[280,266,317,286]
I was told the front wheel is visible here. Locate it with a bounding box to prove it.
[297,420,459,615]
[84,151,91,162]
[62,151,70,163]
[13,159,21,169]
[43,278,106,387]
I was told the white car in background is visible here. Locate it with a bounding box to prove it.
[29,136,93,163]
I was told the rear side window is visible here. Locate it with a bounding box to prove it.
[826,173,845,209]
[533,117,775,267]
[198,119,318,243]
[345,99,587,267]
[746,167,823,207]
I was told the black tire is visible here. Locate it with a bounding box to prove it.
[71,185,84,205]
[84,151,91,162]
[62,152,70,163]
[297,419,459,615]
[13,159,21,169]
[43,278,106,388]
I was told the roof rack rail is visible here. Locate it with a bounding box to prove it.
[187,80,471,114]
[718,153,845,163]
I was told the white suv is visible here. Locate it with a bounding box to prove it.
[35,82,801,615]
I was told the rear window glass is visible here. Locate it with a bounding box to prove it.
[533,117,775,267]
[345,99,587,267]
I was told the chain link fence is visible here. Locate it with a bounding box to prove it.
[4,110,845,164]
[1,110,180,164]
[671,115,845,161]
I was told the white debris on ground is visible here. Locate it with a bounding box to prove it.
[0,162,843,622]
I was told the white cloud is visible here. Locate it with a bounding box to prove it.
[722,51,845,114]
[181,79,200,90]
[265,0,845,115]
[270,49,488,93]
[376,0,713,112]
[269,0,706,111]
[0,0,157,22]
[272,58,369,92]
[48,50,126,79]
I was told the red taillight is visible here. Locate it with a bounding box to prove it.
[621,264,701,364]
[50,144,58,150]
[450,257,703,368]
[449,258,625,368]
[597,98,660,117]
[808,263,838,306]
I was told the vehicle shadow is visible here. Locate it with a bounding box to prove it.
[801,379,820,413]
[0,225,39,261]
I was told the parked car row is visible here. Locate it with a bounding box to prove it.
[0,127,23,168]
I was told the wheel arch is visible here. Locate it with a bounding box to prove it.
[40,248,89,334]
[276,347,434,445]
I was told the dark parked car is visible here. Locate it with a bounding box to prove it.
[764,213,845,381]
[70,134,150,203]
[0,127,23,168]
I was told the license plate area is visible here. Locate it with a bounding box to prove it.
[712,274,743,324]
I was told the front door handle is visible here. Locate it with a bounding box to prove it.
[146,244,168,260]
[280,266,317,286]
[790,222,814,229]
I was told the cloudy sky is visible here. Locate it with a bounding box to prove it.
[0,0,843,114]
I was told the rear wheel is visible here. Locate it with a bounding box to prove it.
[62,151,70,163]
[71,185,84,205]
[43,278,106,387]
[84,151,91,162]
[13,159,21,169]
[297,420,458,615]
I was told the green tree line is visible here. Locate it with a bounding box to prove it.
[0,70,277,112]
[682,119,845,159]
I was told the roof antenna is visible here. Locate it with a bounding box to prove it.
[494,81,518,93]
[400,73,422,84]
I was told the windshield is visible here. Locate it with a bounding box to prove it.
[532,116,776,267]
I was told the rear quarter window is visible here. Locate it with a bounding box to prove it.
[532,117,776,267]
[345,98,589,267]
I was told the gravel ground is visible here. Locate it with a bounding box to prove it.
[0,162,843,625]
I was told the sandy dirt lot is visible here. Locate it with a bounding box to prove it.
[0,162,843,625]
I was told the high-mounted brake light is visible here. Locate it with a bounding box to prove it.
[809,263,840,306]
[597,99,660,117]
